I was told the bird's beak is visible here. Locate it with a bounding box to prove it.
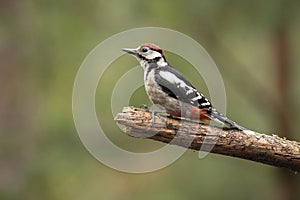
[122,48,138,56]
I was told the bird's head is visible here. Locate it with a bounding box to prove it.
[122,43,167,68]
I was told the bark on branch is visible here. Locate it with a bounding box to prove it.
[115,107,300,172]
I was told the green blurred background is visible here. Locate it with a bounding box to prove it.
[1,0,300,199]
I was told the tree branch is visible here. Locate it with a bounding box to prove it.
[115,107,300,172]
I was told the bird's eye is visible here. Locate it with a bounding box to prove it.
[141,47,149,53]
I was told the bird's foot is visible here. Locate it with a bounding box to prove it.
[139,104,169,124]
[150,110,170,124]
[139,104,149,111]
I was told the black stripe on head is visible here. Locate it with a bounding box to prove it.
[151,48,163,55]
[138,51,166,63]
[138,43,167,63]
[141,43,164,55]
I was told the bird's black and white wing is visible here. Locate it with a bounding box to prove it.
[154,65,212,109]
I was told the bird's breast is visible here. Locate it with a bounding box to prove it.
[144,69,181,113]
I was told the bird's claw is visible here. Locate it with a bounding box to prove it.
[139,104,149,111]
[139,104,169,124]
[149,110,168,124]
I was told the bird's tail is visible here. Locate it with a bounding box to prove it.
[207,109,246,131]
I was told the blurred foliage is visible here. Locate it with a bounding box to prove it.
[1,0,300,200]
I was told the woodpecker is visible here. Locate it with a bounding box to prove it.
[122,43,246,130]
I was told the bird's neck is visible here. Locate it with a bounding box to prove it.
[139,57,168,69]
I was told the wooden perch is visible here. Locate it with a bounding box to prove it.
[115,106,300,172]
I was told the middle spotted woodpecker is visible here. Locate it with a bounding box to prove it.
[122,43,246,130]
